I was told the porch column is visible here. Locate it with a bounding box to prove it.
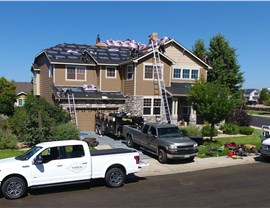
[171,98,178,123]
[189,105,197,125]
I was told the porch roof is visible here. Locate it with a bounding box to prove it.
[166,82,192,96]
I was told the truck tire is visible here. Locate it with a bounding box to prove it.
[105,167,125,188]
[1,177,27,199]
[126,135,134,147]
[158,148,168,164]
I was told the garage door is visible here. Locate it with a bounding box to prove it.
[76,110,96,132]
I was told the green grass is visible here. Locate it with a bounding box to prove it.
[248,110,270,116]
[0,149,26,159]
[198,129,261,158]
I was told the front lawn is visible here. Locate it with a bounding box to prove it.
[198,129,261,158]
[0,149,26,159]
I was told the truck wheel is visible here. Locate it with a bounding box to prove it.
[1,177,27,199]
[105,167,125,188]
[158,148,168,164]
[126,135,134,147]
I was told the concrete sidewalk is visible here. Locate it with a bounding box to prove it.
[136,155,258,177]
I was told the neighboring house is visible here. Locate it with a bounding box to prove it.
[244,89,260,104]
[31,34,211,131]
[15,82,32,107]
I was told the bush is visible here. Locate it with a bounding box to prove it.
[238,126,255,135]
[180,125,202,136]
[201,124,218,137]
[226,108,251,126]
[51,123,80,141]
[220,123,239,134]
[0,129,18,149]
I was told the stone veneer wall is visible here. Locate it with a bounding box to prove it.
[122,96,143,116]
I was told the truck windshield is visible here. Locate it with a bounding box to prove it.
[158,127,184,138]
[15,146,43,161]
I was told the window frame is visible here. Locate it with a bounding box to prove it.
[66,65,86,81]
[143,64,163,80]
[106,67,116,78]
[143,97,161,116]
[172,67,200,80]
[127,65,133,80]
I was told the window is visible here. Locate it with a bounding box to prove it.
[182,69,190,79]
[173,68,181,78]
[144,64,163,80]
[66,66,86,81]
[173,68,199,79]
[127,65,133,80]
[17,98,26,107]
[143,98,152,115]
[49,65,54,78]
[191,69,199,79]
[106,67,116,78]
[143,98,161,116]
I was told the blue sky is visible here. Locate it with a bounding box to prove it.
[0,1,269,89]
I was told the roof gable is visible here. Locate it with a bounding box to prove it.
[164,39,212,69]
[15,82,32,95]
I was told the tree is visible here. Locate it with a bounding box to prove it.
[259,88,270,103]
[9,94,70,146]
[188,79,236,140]
[0,77,16,116]
[192,38,208,62]
[192,34,244,96]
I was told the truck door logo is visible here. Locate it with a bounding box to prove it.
[67,162,86,173]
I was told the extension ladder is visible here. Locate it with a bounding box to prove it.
[67,93,78,128]
[151,39,171,123]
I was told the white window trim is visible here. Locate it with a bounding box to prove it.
[106,66,116,78]
[172,68,200,80]
[49,65,54,78]
[127,65,133,80]
[143,63,164,80]
[65,65,86,81]
[143,97,161,116]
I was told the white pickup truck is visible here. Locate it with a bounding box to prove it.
[0,140,147,199]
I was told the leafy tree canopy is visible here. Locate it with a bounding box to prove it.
[188,79,236,139]
[0,77,16,116]
[192,34,244,96]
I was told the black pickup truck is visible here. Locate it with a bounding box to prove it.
[122,122,198,163]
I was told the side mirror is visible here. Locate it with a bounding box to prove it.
[34,154,43,165]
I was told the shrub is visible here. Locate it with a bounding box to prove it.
[201,124,218,137]
[226,108,251,126]
[180,125,202,136]
[238,126,255,135]
[220,123,239,134]
[0,129,18,149]
[51,123,80,141]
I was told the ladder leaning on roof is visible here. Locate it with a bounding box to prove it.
[67,93,78,128]
[150,33,171,124]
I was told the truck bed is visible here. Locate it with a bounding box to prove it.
[90,148,136,156]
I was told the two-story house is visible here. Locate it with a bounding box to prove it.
[31,34,211,131]
[244,89,260,105]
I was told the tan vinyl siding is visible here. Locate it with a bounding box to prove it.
[76,110,96,131]
[54,65,97,86]
[36,55,54,103]
[122,64,135,96]
[135,56,171,96]
[99,66,121,91]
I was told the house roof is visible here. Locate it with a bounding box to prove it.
[166,82,192,96]
[38,43,95,65]
[51,85,126,100]
[15,82,32,95]
[244,89,260,94]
